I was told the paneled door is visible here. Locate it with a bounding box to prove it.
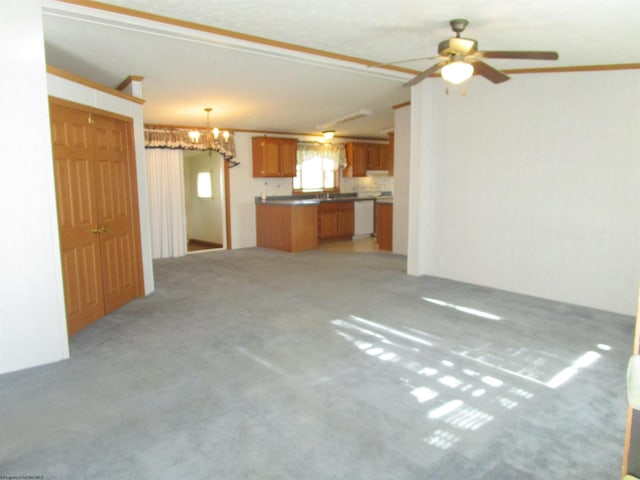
[49,99,143,335]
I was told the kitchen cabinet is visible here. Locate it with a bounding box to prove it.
[343,142,368,177]
[256,203,318,252]
[318,201,354,240]
[375,202,393,251]
[344,141,393,176]
[252,136,298,177]
[386,133,394,176]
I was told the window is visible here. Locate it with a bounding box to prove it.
[293,143,345,193]
[197,171,212,198]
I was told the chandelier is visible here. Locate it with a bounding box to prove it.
[188,107,230,146]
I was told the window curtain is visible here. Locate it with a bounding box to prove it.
[296,142,346,170]
[145,148,187,259]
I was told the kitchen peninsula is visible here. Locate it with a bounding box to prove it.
[255,193,391,252]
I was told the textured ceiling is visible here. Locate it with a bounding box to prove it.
[42,0,640,138]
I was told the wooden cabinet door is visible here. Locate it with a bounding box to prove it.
[345,143,368,177]
[378,144,390,171]
[50,100,143,335]
[318,202,338,239]
[367,144,381,170]
[92,114,143,315]
[386,133,394,176]
[50,104,105,334]
[262,137,281,176]
[376,203,393,251]
[252,137,298,177]
[337,202,354,237]
[279,138,298,177]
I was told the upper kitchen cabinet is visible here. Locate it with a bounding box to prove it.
[344,140,393,177]
[344,142,368,177]
[252,136,298,177]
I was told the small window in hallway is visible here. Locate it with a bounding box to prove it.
[197,171,212,198]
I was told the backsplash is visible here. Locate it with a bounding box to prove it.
[341,175,394,193]
[257,174,393,197]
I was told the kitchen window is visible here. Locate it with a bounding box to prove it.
[293,143,345,193]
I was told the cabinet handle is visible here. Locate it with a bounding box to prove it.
[91,227,101,234]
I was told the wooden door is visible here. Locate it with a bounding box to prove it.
[50,104,105,334]
[50,99,143,335]
[92,114,143,315]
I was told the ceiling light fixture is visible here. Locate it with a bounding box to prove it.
[441,60,474,85]
[189,107,230,145]
[322,130,335,139]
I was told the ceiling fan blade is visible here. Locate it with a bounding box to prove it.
[472,60,510,84]
[481,50,559,60]
[403,61,446,87]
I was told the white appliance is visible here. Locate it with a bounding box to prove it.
[353,199,375,238]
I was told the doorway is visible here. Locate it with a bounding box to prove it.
[183,150,226,252]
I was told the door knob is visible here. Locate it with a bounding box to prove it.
[91,227,102,234]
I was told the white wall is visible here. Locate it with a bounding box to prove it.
[0,0,69,374]
[408,70,640,316]
[47,74,155,296]
[393,106,410,255]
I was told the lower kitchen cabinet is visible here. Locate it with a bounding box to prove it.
[318,201,354,240]
[256,203,318,252]
[375,202,393,251]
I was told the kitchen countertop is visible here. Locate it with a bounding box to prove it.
[256,192,392,206]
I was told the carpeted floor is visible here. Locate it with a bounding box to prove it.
[0,247,634,479]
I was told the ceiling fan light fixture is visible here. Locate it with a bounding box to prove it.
[441,61,474,85]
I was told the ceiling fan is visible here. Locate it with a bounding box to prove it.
[403,18,559,87]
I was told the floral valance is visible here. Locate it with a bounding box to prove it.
[144,127,237,163]
[297,142,347,170]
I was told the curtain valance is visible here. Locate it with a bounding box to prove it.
[296,142,346,170]
[144,127,237,162]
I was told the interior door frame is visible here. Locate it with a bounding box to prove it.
[183,149,230,250]
[224,157,232,249]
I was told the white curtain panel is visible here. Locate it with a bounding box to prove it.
[145,148,187,258]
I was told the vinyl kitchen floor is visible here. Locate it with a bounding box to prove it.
[317,236,381,253]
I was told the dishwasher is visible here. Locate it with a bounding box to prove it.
[353,199,375,239]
